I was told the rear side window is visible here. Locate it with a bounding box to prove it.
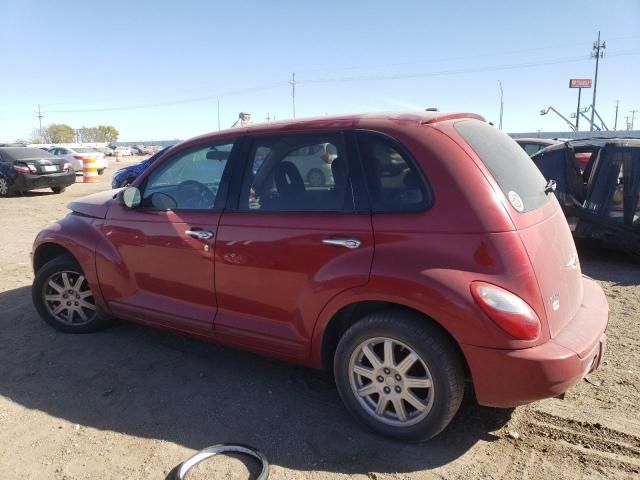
[356,131,430,212]
[455,120,550,213]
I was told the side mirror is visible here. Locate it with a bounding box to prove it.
[119,186,142,209]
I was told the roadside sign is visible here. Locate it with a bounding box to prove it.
[569,79,592,88]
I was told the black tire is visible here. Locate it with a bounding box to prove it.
[98,168,105,175]
[334,309,464,441]
[51,186,66,194]
[32,255,113,333]
[118,177,133,188]
[0,175,12,197]
[307,168,326,187]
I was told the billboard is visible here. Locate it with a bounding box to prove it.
[569,79,592,88]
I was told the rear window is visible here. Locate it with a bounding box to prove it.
[455,120,550,213]
[0,147,54,161]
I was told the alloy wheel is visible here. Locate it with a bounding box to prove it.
[43,271,97,325]
[348,337,435,427]
[0,177,8,196]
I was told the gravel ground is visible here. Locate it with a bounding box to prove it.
[0,160,638,479]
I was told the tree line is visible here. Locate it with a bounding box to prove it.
[28,124,119,144]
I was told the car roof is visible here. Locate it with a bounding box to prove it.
[185,111,486,143]
[538,137,640,153]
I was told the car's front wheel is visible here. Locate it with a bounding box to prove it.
[32,255,113,333]
[334,310,464,441]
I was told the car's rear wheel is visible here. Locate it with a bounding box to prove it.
[334,310,464,441]
[32,255,113,333]
[0,175,11,197]
[51,186,66,194]
[98,168,105,175]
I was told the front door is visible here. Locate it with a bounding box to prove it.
[214,131,374,361]
[98,138,238,335]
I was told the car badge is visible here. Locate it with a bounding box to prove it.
[549,293,560,311]
[566,254,578,269]
[508,191,524,212]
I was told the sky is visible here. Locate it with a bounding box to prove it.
[0,0,639,142]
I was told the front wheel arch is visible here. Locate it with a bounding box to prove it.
[33,243,77,275]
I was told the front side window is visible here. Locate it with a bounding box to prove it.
[239,133,353,212]
[356,131,430,212]
[142,141,234,210]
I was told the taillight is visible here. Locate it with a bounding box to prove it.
[63,162,73,171]
[73,155,84,160]
[27,164,37,173]
[12,164,30,173]
[470,281,541,340]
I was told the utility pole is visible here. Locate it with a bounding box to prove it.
[589,31,606,132]
[35,104,44,139]
[498,81,504,130]
[217,100,221,131]
[624,116,631,131]
[614,100,619,130]
[630,110,638,130]
[290,72,296,119]
[265,112,271,122]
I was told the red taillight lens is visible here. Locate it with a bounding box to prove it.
[63,162,73,171]
[73,155,84,160]
[470,281,541,340]
[13,164,30,173]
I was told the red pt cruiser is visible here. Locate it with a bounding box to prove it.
[32,112,608,440]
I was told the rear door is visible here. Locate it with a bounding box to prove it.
[454,120,583,337]
[213,131,373,360]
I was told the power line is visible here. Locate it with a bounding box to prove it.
[47,82,287,113]
[299,50,639,85]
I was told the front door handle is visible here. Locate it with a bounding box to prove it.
[185,229,214,240]
[322,238,362,249]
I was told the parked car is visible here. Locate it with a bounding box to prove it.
[0,147,75,196]
[49,146,108,174]
[111,145,173,188]
[287,142,337,187]
[532,137,640,257]
[129,146,146,156]
[514,138,561,156]
[31,112,608,441]
[96,147,114,157]
[113,146,133,156]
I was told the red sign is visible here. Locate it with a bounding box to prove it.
[569,79,592,88]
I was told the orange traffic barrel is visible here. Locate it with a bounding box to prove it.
[82,156,98,183]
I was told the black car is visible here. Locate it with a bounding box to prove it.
[532,138,640,256]
[0,147,76,197]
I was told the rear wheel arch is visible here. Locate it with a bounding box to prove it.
[320,300,470,379]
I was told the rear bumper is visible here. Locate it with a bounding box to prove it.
[462,276,608,407]
[13,171,76,191]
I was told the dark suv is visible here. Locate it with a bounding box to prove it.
[32,112,608,440]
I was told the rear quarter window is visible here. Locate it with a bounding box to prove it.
[455,120,550,213]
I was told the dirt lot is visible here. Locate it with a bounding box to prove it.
[0,161,639,479]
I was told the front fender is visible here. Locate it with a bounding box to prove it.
[33,214,110,311]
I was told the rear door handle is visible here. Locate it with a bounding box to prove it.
[322,238,362,249]
[185,229,214,240]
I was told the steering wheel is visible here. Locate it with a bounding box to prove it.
[176,180,216,209]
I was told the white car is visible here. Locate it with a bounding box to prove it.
[49,146,108,174]
[114,146,133,156]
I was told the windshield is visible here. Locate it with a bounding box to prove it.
[455,120,551,213]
